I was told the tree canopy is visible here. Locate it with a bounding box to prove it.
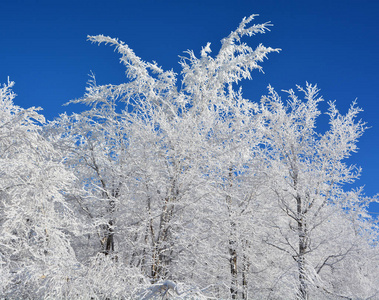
[1,16,378,300]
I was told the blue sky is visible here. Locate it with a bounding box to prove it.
[1,0,378,210]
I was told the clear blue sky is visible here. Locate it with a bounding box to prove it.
[1,0,378,210]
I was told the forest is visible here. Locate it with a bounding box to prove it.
[1,15,378,299]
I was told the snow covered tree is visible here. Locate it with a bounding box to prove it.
[257,83,378,299]
[49,15,279,297]
[2,14,379,300]
[0,80,80,298]
[50,15,379,299]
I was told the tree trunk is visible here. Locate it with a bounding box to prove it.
[241,241,250,300]
[229,236,238,299]
[151,179,177,282]
[103,189,117,256]
[297,194,308,300]
[104,220,114,255]
[227,167,238,299]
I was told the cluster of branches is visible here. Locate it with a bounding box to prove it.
[1,16,379,299]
